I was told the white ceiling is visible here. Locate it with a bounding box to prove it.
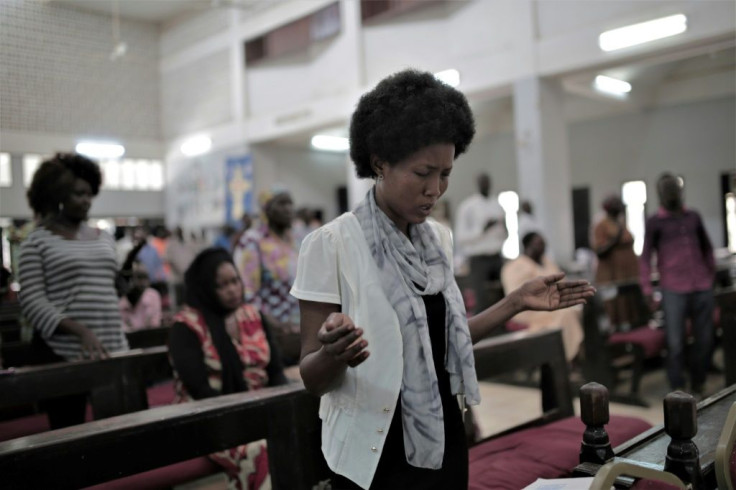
[51,0,275,23]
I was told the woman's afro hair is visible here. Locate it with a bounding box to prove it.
[26,152,102,216]
[349,69,475,179]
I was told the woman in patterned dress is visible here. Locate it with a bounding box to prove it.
[233,189,301,365]
[168,247,287,490]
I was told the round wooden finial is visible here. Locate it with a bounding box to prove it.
[664,391,697,440]
[580,382,610,426]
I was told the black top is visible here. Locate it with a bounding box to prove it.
[331,292,469,490]
[169,312,287,399]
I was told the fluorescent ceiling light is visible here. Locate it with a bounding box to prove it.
[594,75,632,97]
[434,69,460,88]
[599,14,687,52]
[311,135,349,152]
[180,135,212,157]
[75,141,125,159]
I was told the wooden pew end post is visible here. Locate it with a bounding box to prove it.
[579,382,614,465]
[664,390,704,488]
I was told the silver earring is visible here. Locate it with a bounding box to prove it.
[377,174,384,181]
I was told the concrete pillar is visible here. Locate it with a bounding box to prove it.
[513,77,575,261]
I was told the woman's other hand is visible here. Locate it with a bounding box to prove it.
[318,313,370,368]
[59,318,109,360]
[79,326,109,360]
[516,272,595,312]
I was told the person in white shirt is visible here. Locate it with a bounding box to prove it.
[455,173,507,312]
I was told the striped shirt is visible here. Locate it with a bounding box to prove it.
[18,226,129,360]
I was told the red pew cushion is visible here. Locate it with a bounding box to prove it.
[469,415,651,490]
[147,380,175,407]
[82,457,220,490]
[609,327,666,359]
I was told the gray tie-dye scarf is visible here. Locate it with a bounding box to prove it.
[353,188,480,469]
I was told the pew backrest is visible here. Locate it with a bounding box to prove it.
[0,327,572,489]
[125,326,171,349]
[472,328,574,436]
[0,383,324,490]
[0,346,169,418]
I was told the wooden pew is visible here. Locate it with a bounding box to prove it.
[125,326,171,349]
[575,383,736,488]
[0,301,22,343]
[0,340,33,368]
[0,328,573,490]
[0,347,170,419]
[715,286,736,386]
[0,383,326,490]
[472,328,574,427]
[469,329,651,489]
[0,329,647,490]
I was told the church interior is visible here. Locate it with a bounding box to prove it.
[0,1,735,488]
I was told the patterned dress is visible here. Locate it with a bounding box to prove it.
[171,304,272,490]
[233,226,299,324]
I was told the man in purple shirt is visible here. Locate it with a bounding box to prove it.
[639,173,715,394]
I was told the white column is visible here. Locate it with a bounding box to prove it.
[513,77,575,262]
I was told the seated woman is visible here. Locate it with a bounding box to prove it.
[119,261,162,332]
[168,247,287,490]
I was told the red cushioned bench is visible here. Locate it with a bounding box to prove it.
[469,329,652,489]
[469,415,651,489]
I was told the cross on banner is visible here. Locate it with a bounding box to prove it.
[225,155,254,225]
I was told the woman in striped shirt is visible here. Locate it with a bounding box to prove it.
[18,153,128,428]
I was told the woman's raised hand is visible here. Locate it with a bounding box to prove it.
[517,272,595,312]
[318,312,370,367]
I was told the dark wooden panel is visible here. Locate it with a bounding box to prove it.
[473,329,574,426]
[125,326,171,349]
[0,347,169,418]
[716,287,736,386]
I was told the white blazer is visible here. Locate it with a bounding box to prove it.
[290,213,453,489]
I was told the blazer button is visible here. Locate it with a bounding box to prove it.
[377,428,384,433]
[383,407,391,413]
[371,446,377,452]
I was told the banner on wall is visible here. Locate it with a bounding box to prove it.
[225,155,254,225]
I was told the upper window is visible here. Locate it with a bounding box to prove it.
[0,153,11,187]
[100,159,164,191]
[22,154,44,187]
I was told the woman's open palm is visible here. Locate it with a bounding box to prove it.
[519,272,595,311]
